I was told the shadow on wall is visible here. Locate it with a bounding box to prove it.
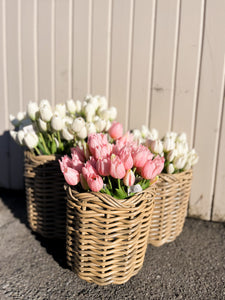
[0,131,24,190]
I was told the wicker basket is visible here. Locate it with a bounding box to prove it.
[148,170,193,247]
[65,185,155,285]
[24,151,66,239]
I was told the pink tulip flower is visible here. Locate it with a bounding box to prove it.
[71,146,85,162]
[71,152,84,173]
[94,143,112,160]
[123,169,135,187]
[141,156,165,180]
[63,167,80,186]
[108,122,123,140]
[82,160,98,181]
[59,155,73,173]
[88,133,108,156]
[87,174,104,192]
[96,157,111,176]
[110,154,126,179]
[118,147,133,170]
[132,144,154,168]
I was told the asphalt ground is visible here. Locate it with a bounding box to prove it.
[0,189,224,300]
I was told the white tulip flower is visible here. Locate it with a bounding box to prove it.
[148,128,159,141]
[40,104,53,122]
[77,126,87,139]
[51,114,64,131]
[184,162,192,171]
[141,125,150,138]
[27,101,39,121]
[163,137,175,152]
[39,99,51,108]
[165,132,177,141]
[95,118,106,132]
[71,117,85,133]
[55,103,66,118]
[24,131,39,149]
[105,120,112,132]
[167,163,175,174]
[85,103,96,122]
[177,132,187,142]
[149,139,163,154]
[17,112,26,121]
[17,130,25,145]
[19,118,32,130]
[167,149,177,162]
[173,154,187,170]
[187,149,199,166]
[66,99,76,114]
[98,96,108,110]
[99,109,111,121]
[75,100,82,113]
[133,129,142,141]
[108,106,117,120]
[86,122,96,135]
[88,97,99,110]
[22,124,36,134]
[63,116,73,127]
[38,118,47,132]
[62,128,74,141]
[10,130,17,141]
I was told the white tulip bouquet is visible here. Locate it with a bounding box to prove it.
[132,127,199,174]
[9,95,117,155]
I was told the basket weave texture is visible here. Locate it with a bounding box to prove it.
[66,185,155,285]
[24,151,66,239]
[148,170,193,247]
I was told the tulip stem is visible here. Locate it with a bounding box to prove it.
[35,146,41,155]
[117,178,121,190]
[108,176,112,191]
[39,132,50,155]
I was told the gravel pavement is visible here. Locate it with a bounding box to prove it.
[0,189,224,300]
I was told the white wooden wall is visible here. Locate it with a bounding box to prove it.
[0,0,224,222]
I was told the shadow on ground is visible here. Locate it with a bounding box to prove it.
[0,188,67,269]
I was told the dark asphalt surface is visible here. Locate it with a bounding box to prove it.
[0,189,224,300]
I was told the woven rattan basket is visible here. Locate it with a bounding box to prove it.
[24,151,66,239]
[148,170,193,247]
[65,185,155,285]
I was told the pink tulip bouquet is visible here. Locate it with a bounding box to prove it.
[59,122,165,199]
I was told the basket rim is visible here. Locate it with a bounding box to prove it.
[24,150,62,162]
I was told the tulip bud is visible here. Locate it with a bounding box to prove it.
[167,163,174,174]
[167,149,177,162]
[98,96,108,110]
[86,122,96,135]
[149,139,163,154]
[24,131,39,149]
[62,128,74,141]
[27,101,39,120]
[177,132,187,142]
[71,117,85,132]
[148,128,159,141]
[176,141,188,155]
[173,154,187,170]
[10,130,18,141]
[108,106,117,120]
[40,104,53,122]
[105,120,112,131]
[39,99,51,108]
[88,97,99,110]
[63,116,73,127]
[94,118,106,132]
[187,149,199,166]
[123,169,135,187]
[109,122,123,140]
[66,99,76,114]
[75,100,82,113]
[17,130,25,145]
[17,112,26,121]
[55,103,66,118]
[99,109,111,121]
[163,137,175,152]
[38,118,47,132]
[77,126,87,139]
[51,115,64,131]
[132,129,142,142]
[165,131,177,141]
[141,125,150,138]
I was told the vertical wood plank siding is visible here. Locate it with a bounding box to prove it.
[0,0,224,221]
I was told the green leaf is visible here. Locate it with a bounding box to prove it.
[115,188,127,199]
[139,179,150,190]
[51,139,57,154]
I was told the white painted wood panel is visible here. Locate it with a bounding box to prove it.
[129,0,155,130]
[150,0,180,135]
[172,0,204,146]
[72,0,89,100]
[109,0,133,130]
[189,0,225,220]
[0,0,224,220]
